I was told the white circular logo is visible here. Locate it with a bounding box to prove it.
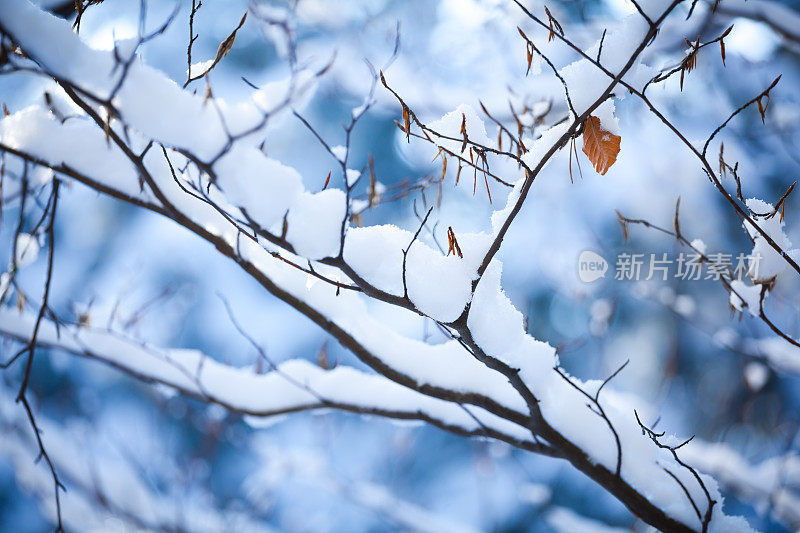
[578,250,608,283]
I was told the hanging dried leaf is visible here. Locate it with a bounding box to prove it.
[526,42,534,74]
[757,94,770,124]
[581,116,621,176]
[719,25,733,66]
[517,27,534,74]
[402,105,410,142]
[189,11,247,82]
[679,37,700,91]
[460,113,468,153]
[281,213,288,239]
[446,226,463,258]
[544,6,563,42]
[756,75,782,124]
[216,12,247,60]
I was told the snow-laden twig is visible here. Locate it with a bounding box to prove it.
[683,439,800,530]
[0,309,549,454]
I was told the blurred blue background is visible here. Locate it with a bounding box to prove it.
[1,0,799,531]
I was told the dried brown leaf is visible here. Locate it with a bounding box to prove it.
[446,226,463,258]
[582,116,621,176]
[191,11,247,81]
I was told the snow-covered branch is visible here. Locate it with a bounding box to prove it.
[0,309,544,454]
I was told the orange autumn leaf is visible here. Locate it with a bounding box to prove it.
[446,226,463,258]
[582,115,621,176]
